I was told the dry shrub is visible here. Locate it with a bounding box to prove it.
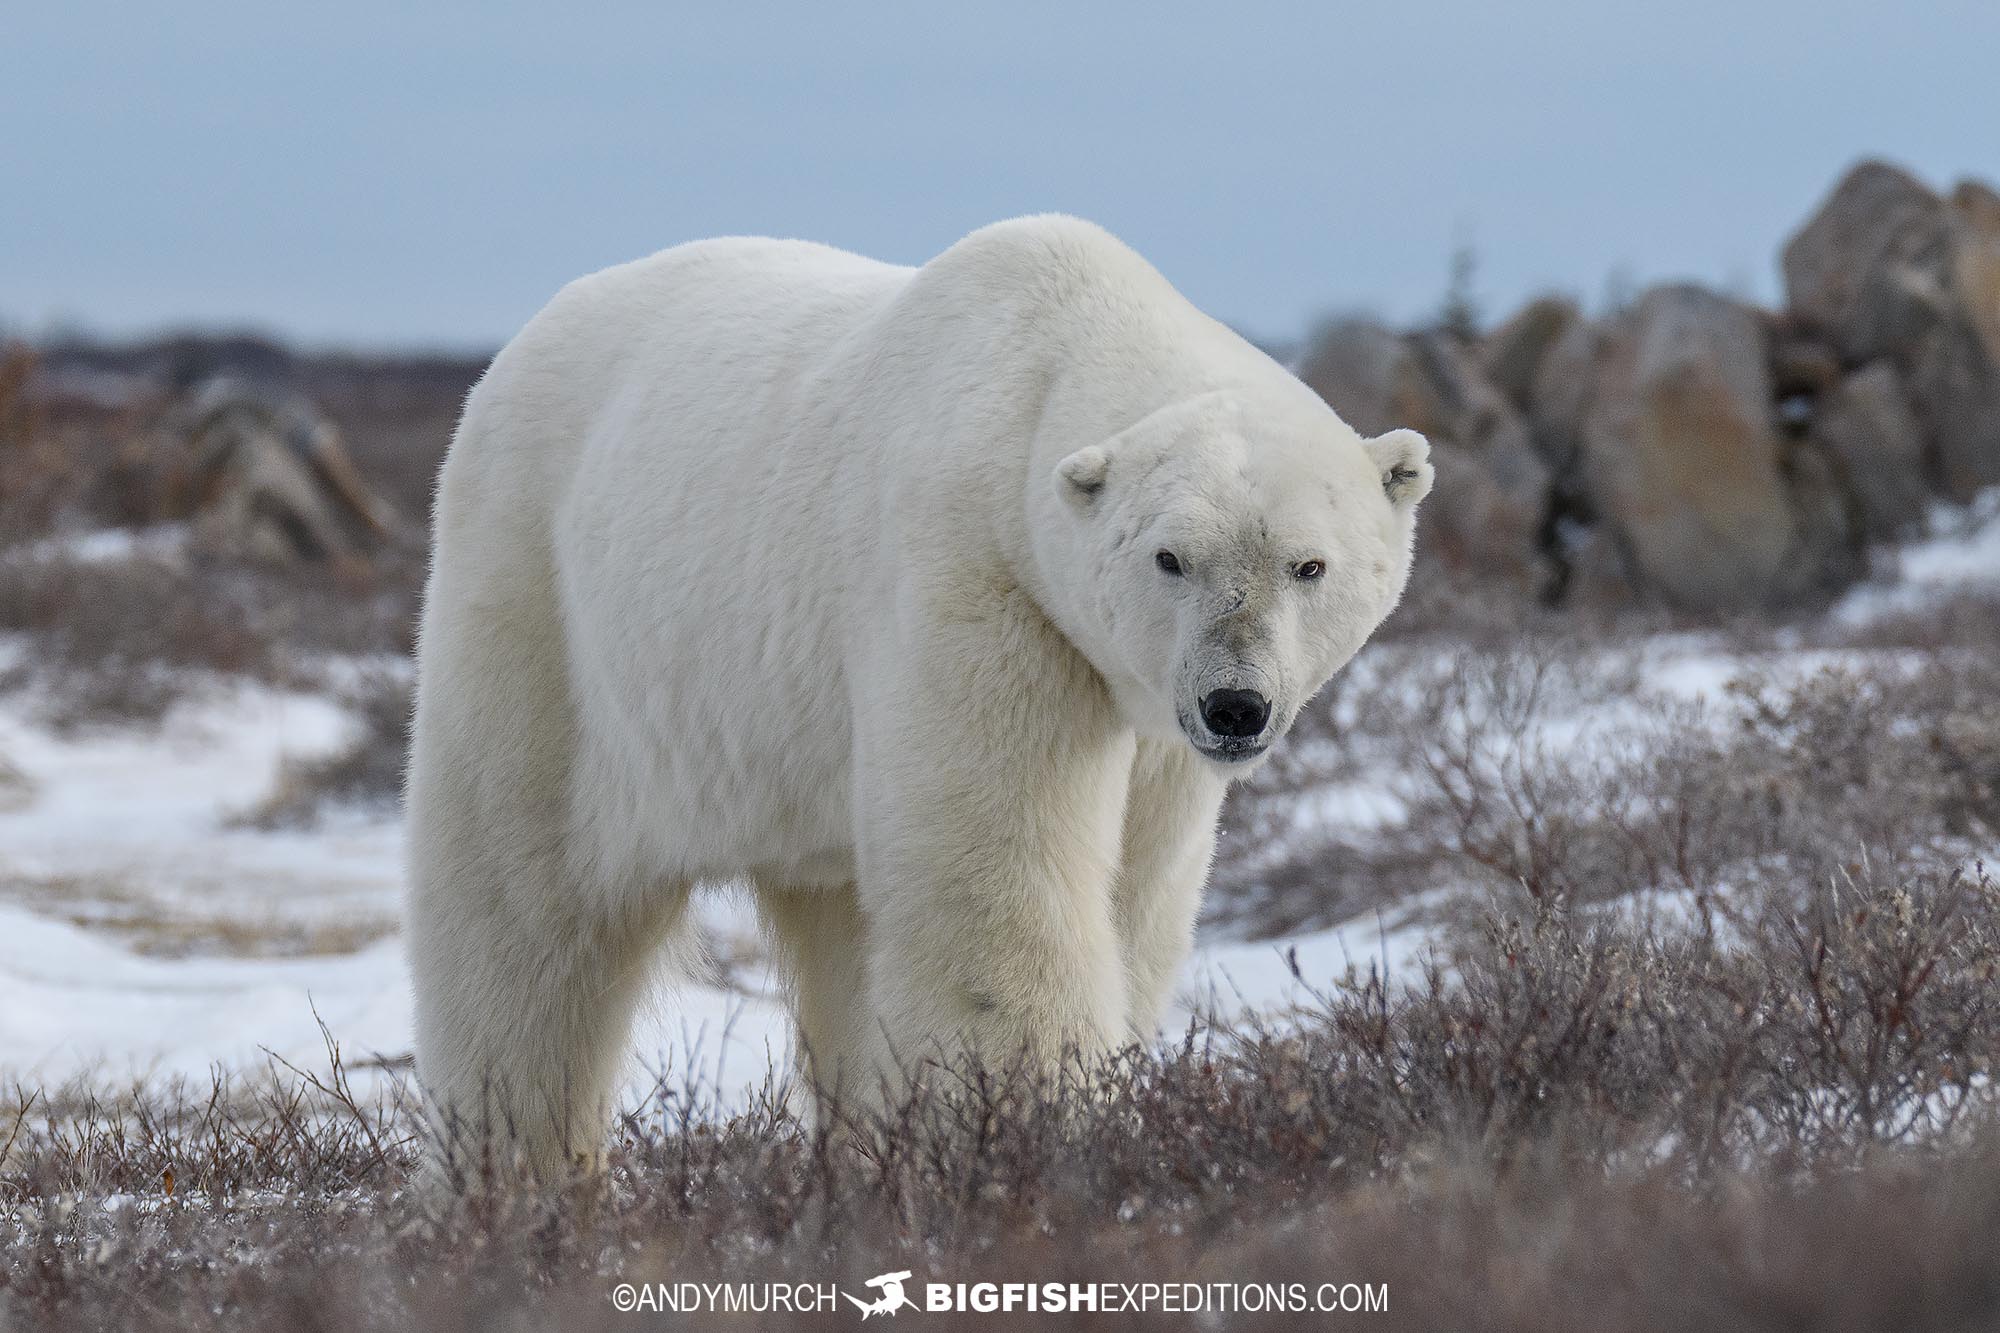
[1213,638,2000,937]
[0,549,422,729]
[5,862,2000,1329]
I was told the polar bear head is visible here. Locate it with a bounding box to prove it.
[1048,390,1431,769]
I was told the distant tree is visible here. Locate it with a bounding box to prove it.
[1438,239,1480,342]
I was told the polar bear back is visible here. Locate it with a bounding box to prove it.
[426,218,1315,890]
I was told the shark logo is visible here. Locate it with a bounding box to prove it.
[844,1270,916,1319]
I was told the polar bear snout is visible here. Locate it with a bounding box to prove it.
[1199,688,1270,739]
[1184,686,1274,763]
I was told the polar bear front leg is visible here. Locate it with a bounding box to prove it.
[852,599,1135,1088]
[757,884,873,1112]
[1111,740,1228,1041]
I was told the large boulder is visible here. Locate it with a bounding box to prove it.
[1416,439,1544,578]
[1783,161,2000,500]
[1782,160,1956,364]
[1299,320,1541,475]
[1808,361,1931,539]
[1525,313,1607,481]
[1582,284,1858,610]
[1294,318,1424,438]
[1404,331,1548,493]
[1298,320,1552,577]
[1919,180,2000,498]
[1478,295,1582,413]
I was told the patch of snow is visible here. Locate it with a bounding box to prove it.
[0,683,398,935]
[6,523,189,567]
[1172,892,1451,1027]
[0,680,1444,1113]
[1287,780,1409,836]
[1834,488,2000,625]
[0,903,412,1084]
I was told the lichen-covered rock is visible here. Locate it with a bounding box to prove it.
[1526,314,1607,480]
[181,379,399,565]
[1417,439,1547,581]
[1921,183,2000,498]
[1294,318,1423,438]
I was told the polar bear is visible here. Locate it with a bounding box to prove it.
[406,216,1431,1177]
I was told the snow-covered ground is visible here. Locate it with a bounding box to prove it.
[0,493,1992,1110]
[0,675,1445,1108]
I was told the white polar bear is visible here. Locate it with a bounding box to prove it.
[406,216,1432,1176]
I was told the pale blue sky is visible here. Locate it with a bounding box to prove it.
[6,1,1996,350]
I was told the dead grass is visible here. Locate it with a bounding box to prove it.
[0,870,396,959]
[0,549,422,730]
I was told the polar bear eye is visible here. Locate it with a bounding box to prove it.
[1293,559,1326,581]
[1154,550,1183,576]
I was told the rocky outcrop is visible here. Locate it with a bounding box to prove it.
[179,379,400,566]
[1294,158,1998,614]
[1781,161,1956,365]
[1478,296,1581,413]
[1300,320,1553,588]
[1784,160,2000,501]
[1295,318,1429,438]
[1580,285,1856,610]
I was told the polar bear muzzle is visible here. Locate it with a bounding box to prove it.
[1198,688,1270,740]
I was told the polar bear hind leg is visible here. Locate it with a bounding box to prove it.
[407,514,695,1182]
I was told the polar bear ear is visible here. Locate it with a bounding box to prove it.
[1054,445,1112,511]
[1363,429,1434,510]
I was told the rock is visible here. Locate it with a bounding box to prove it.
[1478,296,1581,412]
[1301,318,1550,499]
[1406,331,1535,459]
[1299,319,1555,586]
[1781,160,1956,364]
[1909,327,2000,501]
[1417,337,1552,547]
[1417,439,1545,579]
[1785,439,1867,593]
[180,379,400,566]
[1808,361,1930,539]
[1298,319,1504,445]
[1953,178,2000,233]
[1923,183,2000,497]
[1299,320,1538,463]
[1581,284,1857,610]
[1294,318,1421,437]
[1526,314,1607,479]
[1766,318,1843,399]
[1783,161,2000,500]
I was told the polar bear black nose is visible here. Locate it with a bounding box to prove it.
[1200,688,1270,738]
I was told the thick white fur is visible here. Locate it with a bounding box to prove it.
[406,216,1431,1176]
